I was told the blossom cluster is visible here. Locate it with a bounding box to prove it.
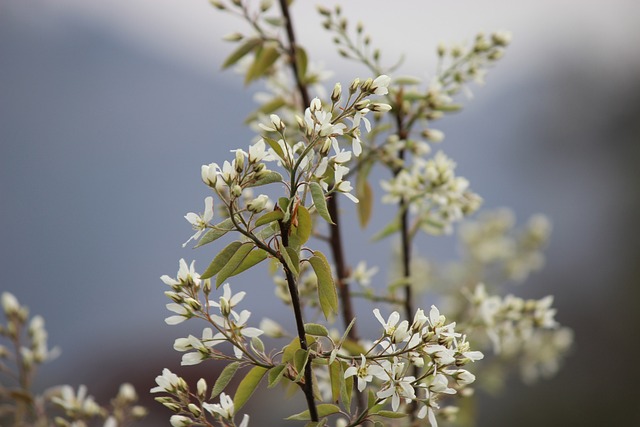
[467,283,571,383]
[381,151,482,234]
[0,292,147,426]
[339,306,483,426]
[458,209,551,282]
[152,369,250,427]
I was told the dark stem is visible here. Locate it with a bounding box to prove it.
[394,106,418,421]
[279,219,319,422]
[278,0,310,108]
[278,0,365,414]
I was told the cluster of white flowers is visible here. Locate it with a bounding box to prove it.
[467,283,571,382]
[342,306,483,426]
[1,293,146,426]
[459,209,551,282]
[381,151,482,234]
[152,369,251,427]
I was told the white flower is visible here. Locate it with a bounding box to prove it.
[165,303,190,325]
[51,385,102,416]
[209,283,246,317]
[203,392,235,419]
[375,360,416,411]
[372,75,391,95]
[150,368,182,393]
[373,309,410,342]
[183,197,214,247]
[350,261,379,287]
[259,318,286,338]
[344,354,386,392]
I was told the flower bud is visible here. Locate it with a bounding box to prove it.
[203,279,212,296]
[349,78,360,94]
[354,100,370,111]
[132,406,148,419]
[270,114,285,132]
[370,102,392,112]
[170,415,192,427]
[491,30,512,46]
[185,298,202,311]
[1,292,20,316]
[231,185,243,197]
[234,152,245,173]
[320,138,332,156]
[219,297,231,317]
[197,378,207,399]
[247,194,269,213]
[331,83,342,104]
[437,42,446,57]
[188,403,202,417]
[222,32,243,42]
[361,78,373,93]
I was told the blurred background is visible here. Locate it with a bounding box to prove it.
[1,0,639,425]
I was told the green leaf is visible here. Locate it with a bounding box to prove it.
[222,38,262,69]
[251,336,265,353]
[255,210,284,227]
[328,360,343,404]
[304,323,329,337]
[356,180,373,228]
[295,46,308,83]
[216,243,254,287]
[267,364,287,388]
[292,205,311,245]
[245,97,286,124]
[341,362,353,409]
[249,171,283,188]
[201,241,242,279]
[280,242,299,277]
[286,404,340,421]
[371,216,401,241]
[309,251,338,320]
[194,217,235,248]
[375,411,408,419]
[293,349,309,382]
[256,223,278,241]
[310,182,334,224]
[229,248,268,278]
[233,366,269,411]
[264,137,285,161]
[245,43,280,84]
[211,362,240,398]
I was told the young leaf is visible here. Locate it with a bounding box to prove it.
[280,242,299,277]
[201,241,242,279]
[267,364,287,388]
[292,205,311,245]
[255,210,284,227]
[309,251,338,320]
[328,360,343,404]
[194,217,236,248]
[233,366,269,411]
[286,404,340,421]
[295,46,308,83]
[356,181,373,228]
[304,323,329,337]
[310,182,334,224]
[216,243,254,287]
[293,349,309,382]
[371,216,401,241]
[375,411,408,419]
[264,137,285,161]
[229,248,268,278]
[342,362,354,409]
[211,361,241,399]
[249,171,283,188]
[222,38,262,69]
[245,43,280,84]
